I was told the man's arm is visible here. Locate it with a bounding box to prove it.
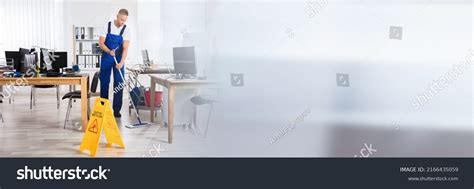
[116,40,129,69]
[99,36,115,56]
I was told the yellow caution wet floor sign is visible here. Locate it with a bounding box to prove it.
[80,98,125,157]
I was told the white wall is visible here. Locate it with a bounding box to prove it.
[159,0,209,72]
[137,0,161,64]
[63,0,138,67]
[206,0,472,127]
[0,0,65,51]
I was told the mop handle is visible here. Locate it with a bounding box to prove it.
[113,55,142,124]
[111,46,126,87]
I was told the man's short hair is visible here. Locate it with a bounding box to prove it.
[118,9,129,16]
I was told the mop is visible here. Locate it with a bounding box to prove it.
[113,55,151,128]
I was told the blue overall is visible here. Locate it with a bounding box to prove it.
[100,21,127,113]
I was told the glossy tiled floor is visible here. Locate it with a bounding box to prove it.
[0,90,206,157]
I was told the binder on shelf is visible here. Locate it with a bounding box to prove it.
[79,42,83,55]
[75,42,80,54]
[92,43,100,54]
[89,27,94,40]
[85,27,88,40]
[84,56,88,68]
[91,57,94,68]
[85,56,89,68]
[91,43,95,54]
[75,27,79,39]
[89,42,93,54]
[81,27,85,39]
[80,56,84,67]
[86,27,90,40]
[83,42,88,54]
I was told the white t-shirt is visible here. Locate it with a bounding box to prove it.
[100,20,130,41]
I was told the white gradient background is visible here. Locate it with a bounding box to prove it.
[174,0,474,156]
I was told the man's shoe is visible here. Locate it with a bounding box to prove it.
[114,112,121,118]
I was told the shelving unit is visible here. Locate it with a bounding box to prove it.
[72,25,102,69]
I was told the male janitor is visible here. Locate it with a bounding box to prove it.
[99,9,130,117]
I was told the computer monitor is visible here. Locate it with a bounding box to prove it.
[5,58,14,66]
[173,47,196,76]
[5,51,19,67]
[51,52,67,72]
[24,54,36,76]
[40,48,53,73]
[18,48,31,73]
[40,51,67,73]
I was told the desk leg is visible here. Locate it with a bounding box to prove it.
[168,86,175,144]
[0,85,3,103]
[81,77,88,131]
[150,78,156,122]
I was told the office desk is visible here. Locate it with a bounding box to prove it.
[149,74,216,144]
[0,75,89,131]
[126,67,174,74]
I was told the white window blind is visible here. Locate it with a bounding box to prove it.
[0,0,64,52]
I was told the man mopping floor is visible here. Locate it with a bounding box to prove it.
[98,9,130,118]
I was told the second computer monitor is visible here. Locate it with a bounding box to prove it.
[5,51,19,67]
[40,48,53,72]
[40,51,67,73]
[173,46,196,75]
[52,52,67,72]
[18,48,31,73]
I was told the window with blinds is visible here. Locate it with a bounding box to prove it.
[0,0,64,51]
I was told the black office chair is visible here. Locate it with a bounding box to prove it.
[190,95,218,138]
[30,51,60,110]
[62,71,99,129]
[30,85,60,109]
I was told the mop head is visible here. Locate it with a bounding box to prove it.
[112,55,152,130]
[124,117,152,128]
[125,122,152,129]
